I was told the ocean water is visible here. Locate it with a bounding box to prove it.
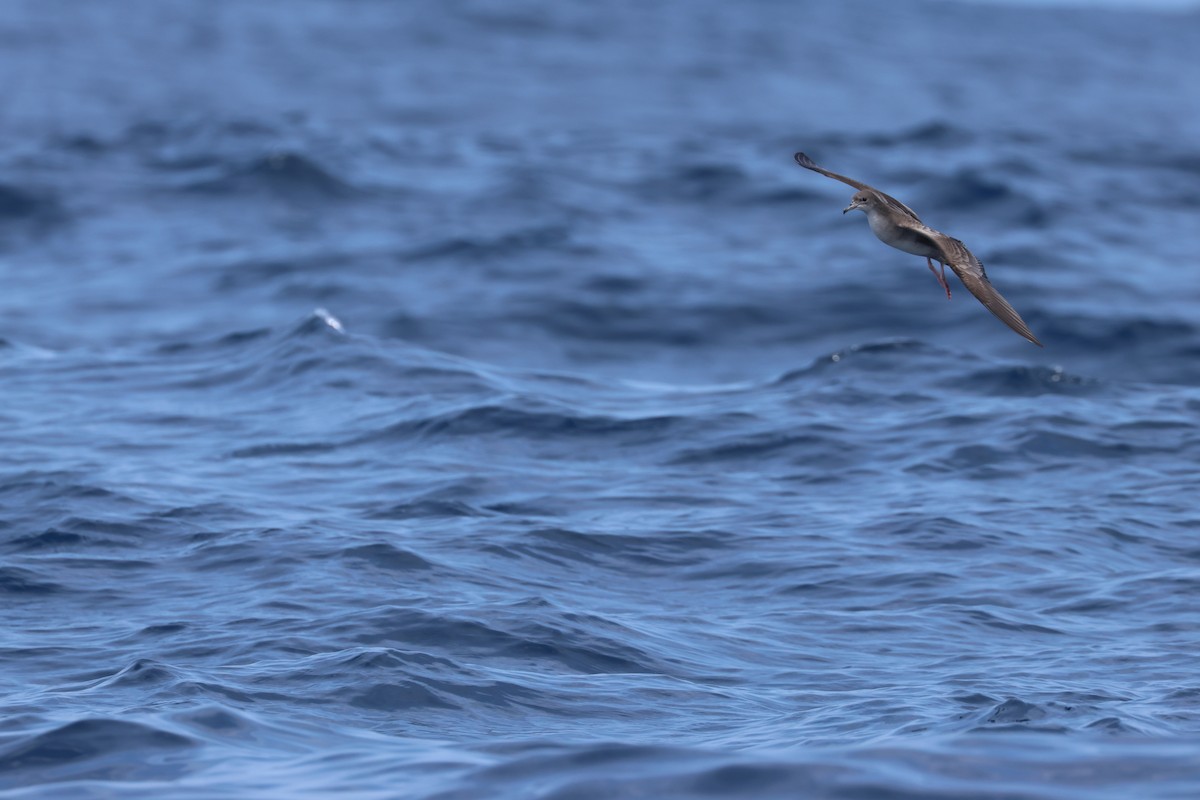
[3,0,1200,797]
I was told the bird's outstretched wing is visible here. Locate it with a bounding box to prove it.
[937,236,1043,347]
[793,152,922,222]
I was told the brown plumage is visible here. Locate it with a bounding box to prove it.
[794,152,1042,347]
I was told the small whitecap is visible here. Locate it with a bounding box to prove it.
[313,308,345,333]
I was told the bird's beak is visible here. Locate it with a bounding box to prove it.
[842,201,859,215]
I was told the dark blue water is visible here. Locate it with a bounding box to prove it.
[3,0,1200,797]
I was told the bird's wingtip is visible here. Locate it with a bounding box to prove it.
[1019,327,1044,347]
[793,152,818,170]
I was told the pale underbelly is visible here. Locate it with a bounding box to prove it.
[879,232,940,259]
[868,217,942,259]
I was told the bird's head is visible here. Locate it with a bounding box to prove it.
[843,191,873,215]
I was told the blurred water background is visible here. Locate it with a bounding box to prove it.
[3,0,1200,797]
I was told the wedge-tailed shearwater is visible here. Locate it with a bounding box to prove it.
[794,152,1042,347]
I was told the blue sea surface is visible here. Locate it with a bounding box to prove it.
[3,0,1200,797]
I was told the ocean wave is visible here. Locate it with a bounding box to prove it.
[337,542,436,572]
[181,152,353,199]
[377,404,685,442]
[954,364,1097,395]
[919,169,1049,226]
[0,183,61,222]
[342,604,666,677]
[401,225,577,262]
[423,733,1200,800]
[0,566,63,595]
[0,719,194,789]
[492,525,734,571]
